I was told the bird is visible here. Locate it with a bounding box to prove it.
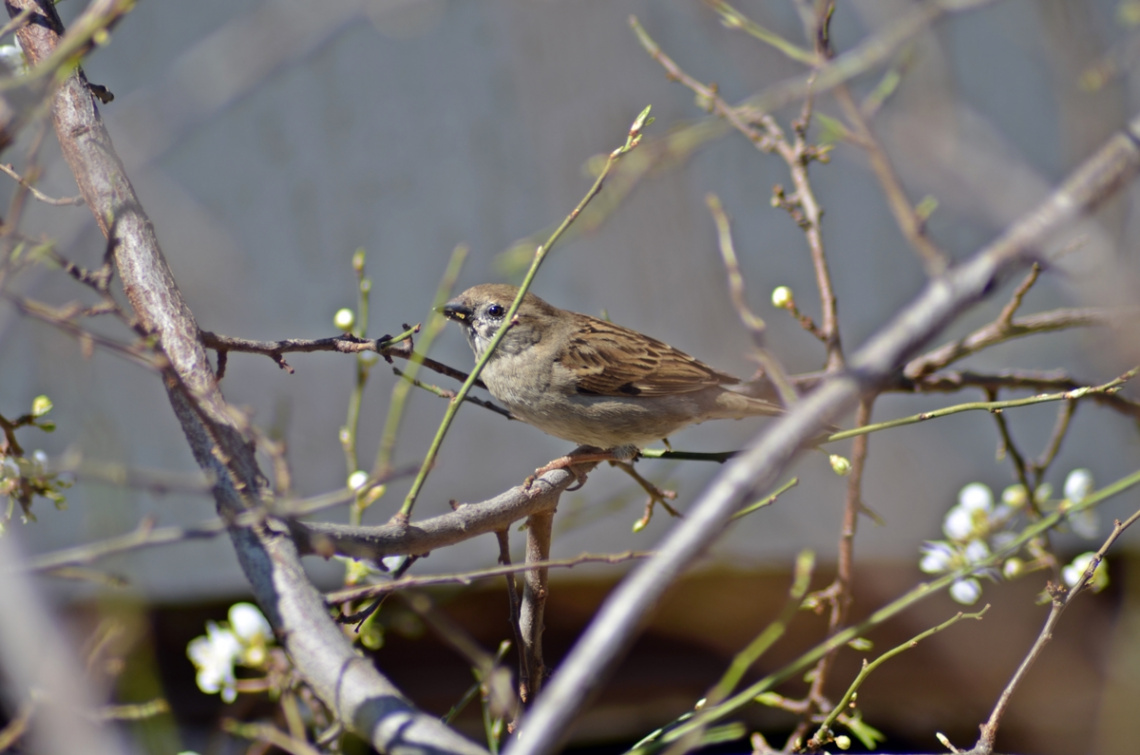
[441,284,792,463]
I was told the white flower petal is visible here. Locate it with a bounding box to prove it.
[958,483,993,512]
[1068,508,1099,539]
[950,578,982,605]
[187,621,241,698]
[229,603,271,643]
[1063,552,1098,588]
[963,539,991,565]
[1064,469,1094,502]
[943,506,975,540]
[919,541,956,574]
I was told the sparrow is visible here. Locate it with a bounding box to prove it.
[442,284,789,460]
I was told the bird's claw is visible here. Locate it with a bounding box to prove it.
[526,451,613,491]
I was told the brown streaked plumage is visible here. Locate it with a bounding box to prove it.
[442,284,786,457]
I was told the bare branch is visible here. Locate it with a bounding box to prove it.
[290,465,590,562]
[0,162,84,205]
[905,306,1131,380]
[972,505,1140,754]
[325,551,650,606]
[8,1,488,751]
[519,509,553,702]
[507,108,1140,755]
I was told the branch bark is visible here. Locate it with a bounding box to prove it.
[290,467,585,561]
[7,1,485,752]
[506,111,1140,755]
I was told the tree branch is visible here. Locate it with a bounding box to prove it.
[506,109,1140,755]
[7,1,486,751]
[289,466,588,562]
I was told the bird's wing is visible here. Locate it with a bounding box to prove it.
[559,317,739,397]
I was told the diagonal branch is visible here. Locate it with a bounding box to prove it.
[505,110,1140,755]
[904,306,1134,380]
[7,1,486,752]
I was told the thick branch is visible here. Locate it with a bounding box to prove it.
[8,1,485,752]
[519,510,553,702]
[507,112,1140,755]
[289,466,586,561]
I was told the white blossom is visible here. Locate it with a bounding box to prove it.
[1064,469,1094,502]
[942,506,976,541]
[950,578,982,605]
[187,622,240,703]
[957,483,993,512]
[920,541,955,574]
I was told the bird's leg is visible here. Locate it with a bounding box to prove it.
[524,446,629,490]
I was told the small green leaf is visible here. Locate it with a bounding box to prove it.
[915,195,939,222]
[845,714,885,749]
[815,113,850,144]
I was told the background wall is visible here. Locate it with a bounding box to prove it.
[1,0,1135,601]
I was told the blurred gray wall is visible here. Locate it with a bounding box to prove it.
[1,0,1136,598]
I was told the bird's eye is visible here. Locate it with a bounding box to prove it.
[486,303,505,319]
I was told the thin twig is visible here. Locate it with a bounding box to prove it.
[707,193,801,408]
[996,264,1042,327]
[833,82,948,274]
[912,369,1140,418]
[829,368,1139,442]
[508,104,1140,755]
[373,245,469,479]
[611,460,680,528]
[495,529,527,724]
[25,462,421,574]
[632,17,843,370]
[904,306,1129,380]
[707,193,766,347]
[0,163,83,205]
[1032,400,1077,484]
[731,477,799,520]
[340,248,375,500]
[622,467,1140,753]
[703,0,817,65]
[324,550,650,605]
[392,367,512,419]
[200,330,407,376]
[985,386,1038,517]
[808,608,988,750]
[790,398,872,748]
[396,107,655,522]
[972,505,1140,754]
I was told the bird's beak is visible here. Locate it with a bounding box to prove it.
[441,299,471,323]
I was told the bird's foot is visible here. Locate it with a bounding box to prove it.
[525,447,627,491]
